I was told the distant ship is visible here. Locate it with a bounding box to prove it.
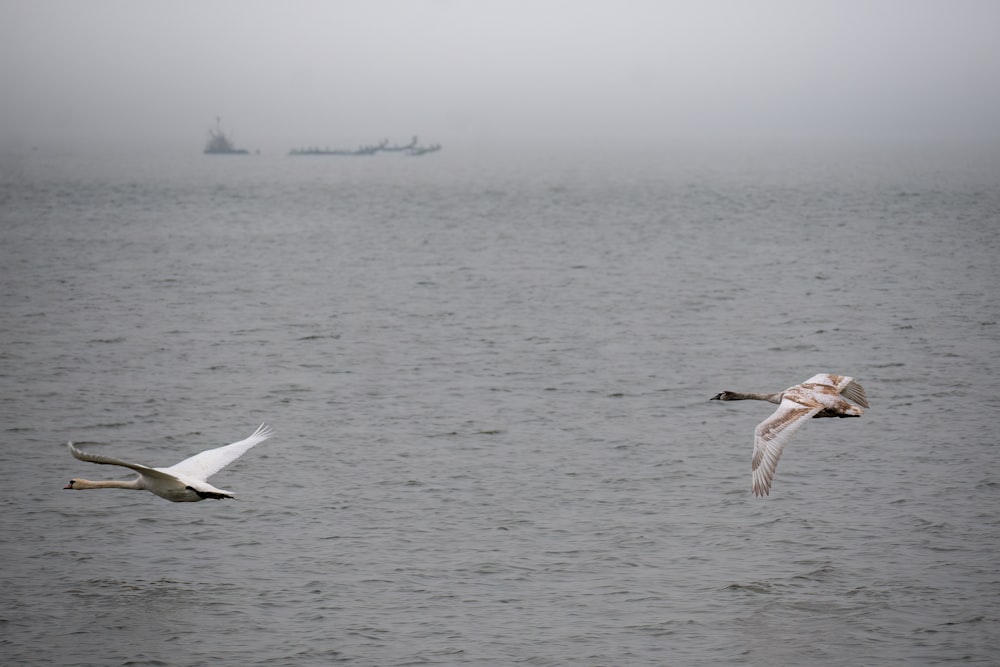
[405,143,442,156]
[290,140,387,156]
[289,136,441,157]
[204,118,249,155]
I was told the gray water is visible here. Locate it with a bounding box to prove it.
[2,145,999,665]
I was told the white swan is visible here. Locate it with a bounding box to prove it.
[64,423,273,502]
[711,374,868,496]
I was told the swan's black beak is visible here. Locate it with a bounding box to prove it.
[710,393,722,400]
[64,480,75,489]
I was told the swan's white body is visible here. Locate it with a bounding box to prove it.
[64,424,273,502]
[712,374,868,497]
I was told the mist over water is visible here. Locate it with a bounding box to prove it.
[3,1,1000,154]
[1,145,998,664]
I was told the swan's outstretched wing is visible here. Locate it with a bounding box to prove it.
[164,424,272,482]
[752,399,823,496]
[67,443,179,482]
[801,373,868,408]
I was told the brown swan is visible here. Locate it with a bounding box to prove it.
[711,374,868,496]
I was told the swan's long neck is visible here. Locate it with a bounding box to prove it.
[70,478,142,490]
[726,391,782,403]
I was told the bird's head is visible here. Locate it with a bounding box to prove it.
[711,391,735,401]
[64,479,78,490]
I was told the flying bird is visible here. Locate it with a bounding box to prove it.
[64,423,273,502]
[711,374,868,496]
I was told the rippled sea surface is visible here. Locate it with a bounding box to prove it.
[2,145,998,665]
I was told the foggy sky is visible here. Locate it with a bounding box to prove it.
[2,0,999,155]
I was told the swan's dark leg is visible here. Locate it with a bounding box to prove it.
[814,409,863,419]
[186,486,234,500]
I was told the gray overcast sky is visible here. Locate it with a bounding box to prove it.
[2,0,999,154]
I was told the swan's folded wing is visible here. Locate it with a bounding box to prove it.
[801,374,868,408]
[165,423,273,482]
[751,399,823,496]
[67,443,179,482]
[801,373,846,390]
